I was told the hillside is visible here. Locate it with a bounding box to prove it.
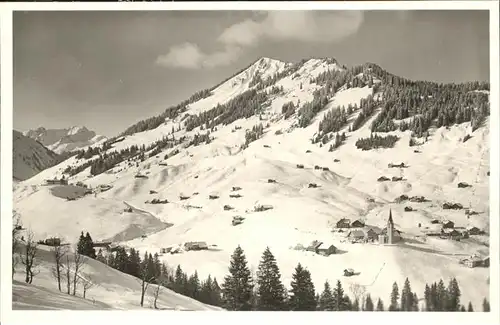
[13,56,491,310]
[12,245,221,310]
[24,126,107,154]
[13,130,61,181]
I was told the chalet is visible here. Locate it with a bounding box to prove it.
[430,219,441,224]
[404,206,413,212]
[184,241,209,251]
[46,178,68,185]
[483,256,490,267]
[388,162,406,168]
[135,174,148,179]
[457,182,471,188]
[224,205,234,211]
[347,230,365,241]
[395,194,409,203]
[209,195,220,200]
[229,194,243,198]
[322,167,330,171]
[378,176,390,182]
[351,219,365,228]
[232,186,242,192]
[308,183,318,188]
[316,243,337,256]
[365,228,380,241]
[149,190,157,194]
[392,176,403,182]
[306,240,323,253]
[461,257,482,268]
[442,229,461,240]
[466,226,482,235]
[334,159,340,162]
[93,241,113,250]
[179,195,190,200]
[296,164,305,169]
[441,220,455,229]
[268,179,277,183]
[43,237,61,247]
[336,218,351,229]
[160,247,173,254]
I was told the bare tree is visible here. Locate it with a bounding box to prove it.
[51,244,68,292]
[139,263,155,307]
[65,255,72,294]
[349,283,367,310]
[12,214,23,279]
[21,230,38,284]
[72,249,87,296]
[82,276,95,299]
[152,274,168,309]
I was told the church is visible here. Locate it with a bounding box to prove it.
[379,209,402,244]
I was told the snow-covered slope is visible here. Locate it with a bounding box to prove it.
[24,126,107,154]
[13,57,491,310]
[13,130,60,181]
[12,245,221,310]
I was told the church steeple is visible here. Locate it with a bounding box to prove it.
[388,208,394,226]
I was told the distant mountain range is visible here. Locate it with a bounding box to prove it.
[23,126,107,154]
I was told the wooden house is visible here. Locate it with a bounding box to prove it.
[316,243,337,256]
[466,226,482,235]
[347,229,365,241]
[441,220,455,229]
[351,219,365,228]
[336,218,351,229]
[184,241,209,251]
[365,228,380,241]
[306,240,323,253]
[93,241,113,250]
[430,219,441,224]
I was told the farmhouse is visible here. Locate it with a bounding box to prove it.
[306,240,323,253]
[351,219,365,228]
[46,178,68,185]
[466,226,482,235]
[316,243,337,256]
[441,220,455,229]
[336,218,351,229]
[347,230,365,241]
[184,241,209,251]
[441,229,461,240]
[365,228,381,241]
[93,241,113,250]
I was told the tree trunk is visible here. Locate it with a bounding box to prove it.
[84,288,87,299]
[56,264,62,291]
[140,279,145,307]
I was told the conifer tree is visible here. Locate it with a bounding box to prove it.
[482,298,490,312]
[389,282,400,311]
[436,279,447,311]
[211,277,222,306]
[446,277,461,311]
[401,278,413,311]
[332,280,350,311]
[84,232,96,259]
[255,247,287,311]
[467,302,473,312]
[376,298,384,311]
[221,246,254,311]
[424,284,432,311]
[352,298,360,311]
[364,294,374,311]
[318,281,335,311]
[289,263,316,311]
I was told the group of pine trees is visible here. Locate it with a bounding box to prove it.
[355,134,400,151]
[244,123,265,147]
[65,134,186,177]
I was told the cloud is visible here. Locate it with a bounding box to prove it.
[157,11,364,69]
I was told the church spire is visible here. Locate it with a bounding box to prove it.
[388,208,394,225]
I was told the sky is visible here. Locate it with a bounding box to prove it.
[13,10,489,137]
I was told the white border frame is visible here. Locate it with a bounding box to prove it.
[1,2,498,325]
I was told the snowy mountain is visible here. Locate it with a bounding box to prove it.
[13,130,61,181]
[23,126,107,154]
[13,56,491,310]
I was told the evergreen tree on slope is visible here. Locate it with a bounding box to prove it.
[255,247,287,311]
[221,246,254,311]
[289,263,316,311]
